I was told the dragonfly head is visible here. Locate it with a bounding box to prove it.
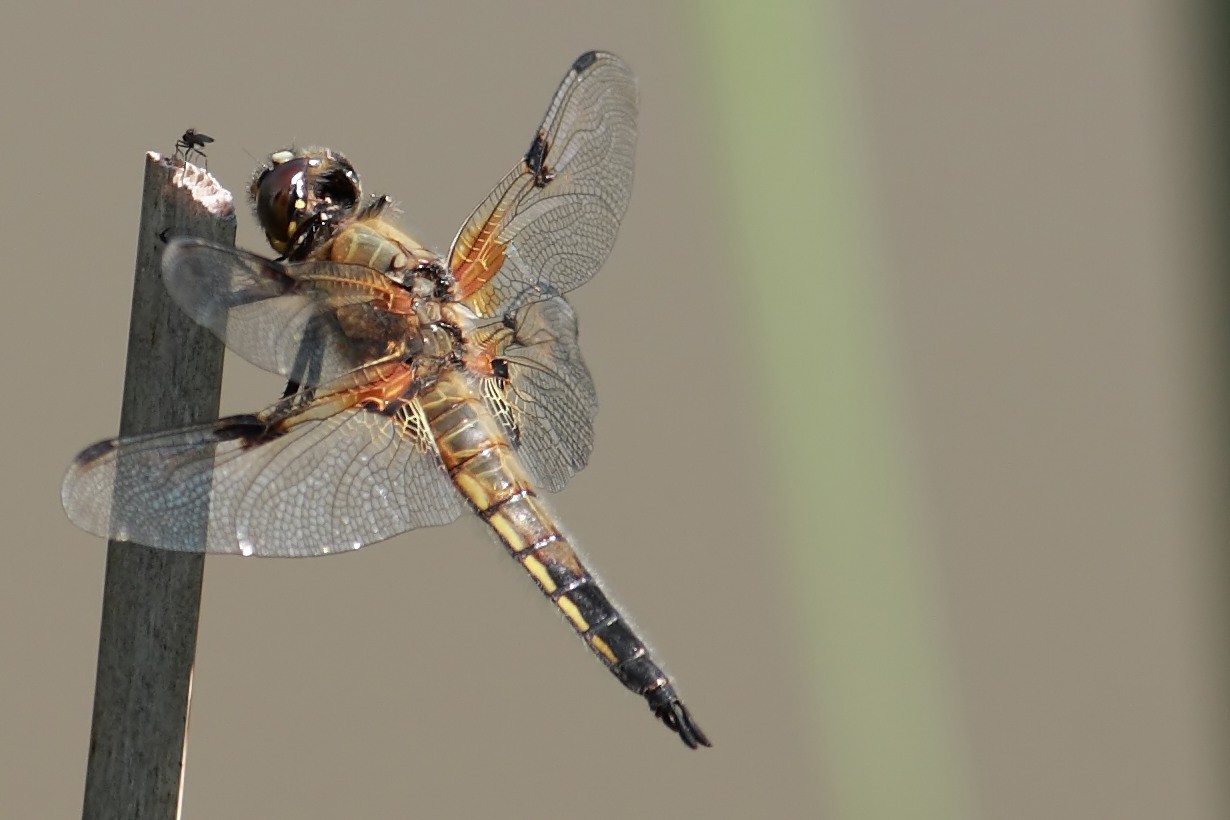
[251,147,361,258]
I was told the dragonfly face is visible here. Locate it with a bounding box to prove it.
[64,52,708,749]
[250,147,362,258]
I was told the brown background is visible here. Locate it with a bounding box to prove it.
[0,1,1221,818]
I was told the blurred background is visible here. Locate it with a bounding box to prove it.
[1,1,1223,817]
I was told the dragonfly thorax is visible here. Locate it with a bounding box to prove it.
[416,317,463,362]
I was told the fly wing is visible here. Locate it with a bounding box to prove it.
[449,51,636,319]
[473,297,596,492]
[162,238,419,386]
[62,372,465,556]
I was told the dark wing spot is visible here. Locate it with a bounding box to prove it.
[208,415,283,450]
[524,130,554,188]
[572,51,599,72]
[74,439,120,467]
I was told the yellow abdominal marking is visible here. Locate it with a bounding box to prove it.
[557,596,589,632]
[521,554,555,592]
[490,515,527,552]
[589,635,618,664]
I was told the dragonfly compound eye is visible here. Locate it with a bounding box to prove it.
[251,149,362,256]
[252,156,312,255]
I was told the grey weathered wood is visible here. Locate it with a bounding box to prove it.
[82,154,235,820]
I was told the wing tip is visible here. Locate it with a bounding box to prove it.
[159,236,208,284]
[572,51,600,72]
[73,438,120,467]
[61,442,116,540]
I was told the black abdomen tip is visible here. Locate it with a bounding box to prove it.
[647,687,711,750]
[657,700,710,750]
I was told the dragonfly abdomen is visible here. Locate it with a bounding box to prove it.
[419,371,709,748]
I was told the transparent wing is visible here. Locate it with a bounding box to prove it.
[474,297,596,492]
[163,238,419,386]
[62,375,465,556]
[449,51,637,319]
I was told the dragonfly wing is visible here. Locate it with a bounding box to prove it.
[63,382,465,556]
[474,296,596,492]
[163,238,419,385]
[450,51,637,318]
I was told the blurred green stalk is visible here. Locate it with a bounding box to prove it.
[1197,0,1230,810]
[692,3,973,817]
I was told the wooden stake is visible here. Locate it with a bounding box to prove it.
[82,154,234,820]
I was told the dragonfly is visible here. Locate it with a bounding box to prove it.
[63,51,709,749]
